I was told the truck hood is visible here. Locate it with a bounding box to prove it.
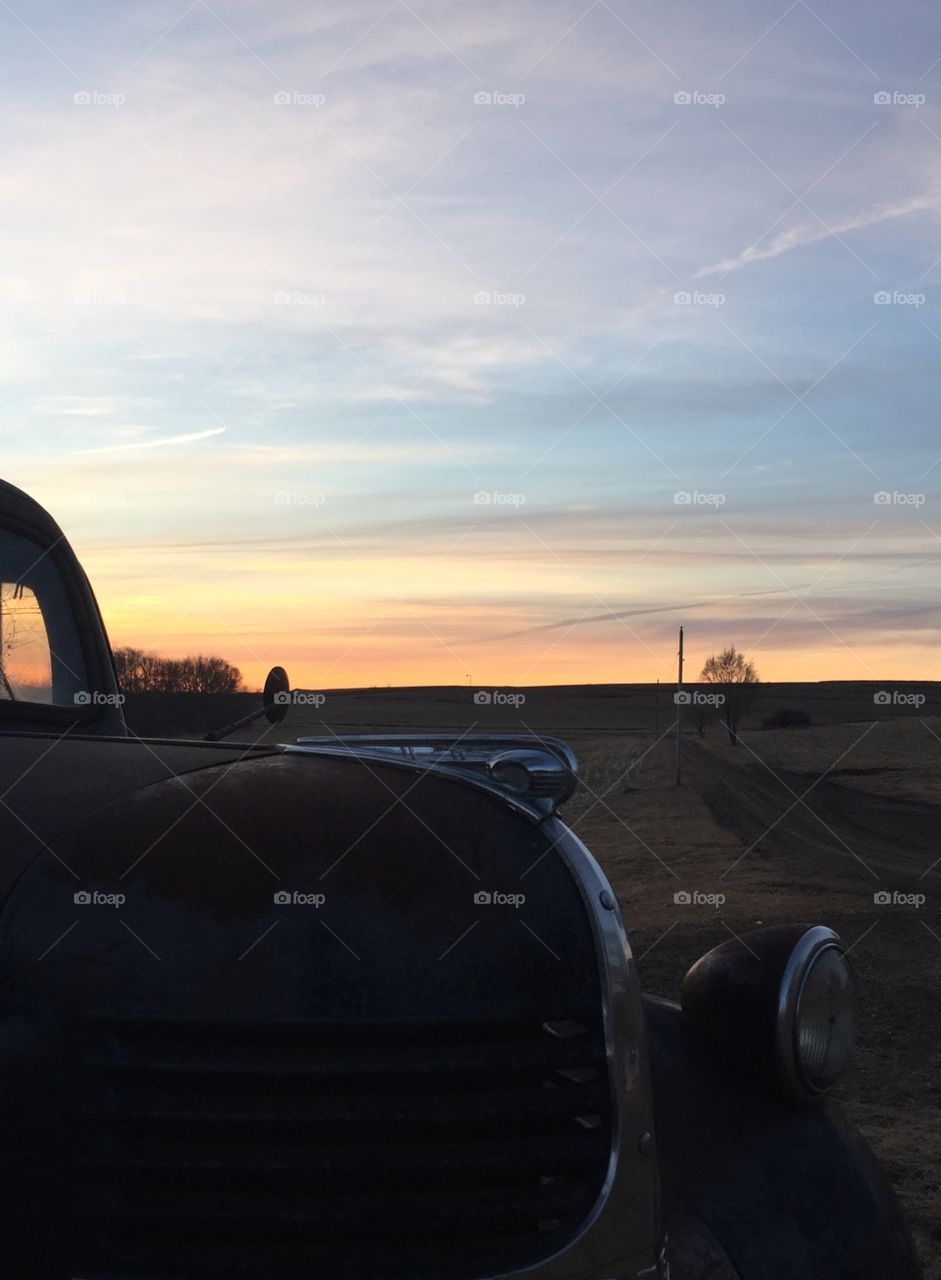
[0,733,281,904]
[0,742,634,1280]
[0,744,602,1022]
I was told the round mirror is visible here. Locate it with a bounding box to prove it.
[263,666,291,724]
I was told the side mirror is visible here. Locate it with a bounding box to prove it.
[263,666,291,724]
[205,666,292,742]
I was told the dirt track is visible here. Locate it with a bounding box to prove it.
[684,739,939,885]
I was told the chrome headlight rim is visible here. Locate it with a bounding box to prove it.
[775,925,855,1102]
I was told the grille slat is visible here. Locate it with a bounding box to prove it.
[86,1073,609,1136]
[83,1033,605,1083]
[76,1015,613,1279]
[81,1179,593,1231]
[81,1129,607,1186]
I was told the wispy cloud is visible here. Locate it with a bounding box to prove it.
[75,428,226,455]
[696,193,938,278]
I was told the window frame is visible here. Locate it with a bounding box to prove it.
[0,508,124,735]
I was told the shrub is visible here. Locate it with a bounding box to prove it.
[762,707,811,730]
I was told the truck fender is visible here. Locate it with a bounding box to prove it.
[643,996,922,1280]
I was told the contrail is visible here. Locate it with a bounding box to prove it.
[76,428,226,454]
[486,555,941,641]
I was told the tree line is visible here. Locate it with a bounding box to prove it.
[113,647,244,695]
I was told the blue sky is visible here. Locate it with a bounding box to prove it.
[2,0,941,687]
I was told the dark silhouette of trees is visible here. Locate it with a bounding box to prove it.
[113,647,244,695]
[700,645,759,746]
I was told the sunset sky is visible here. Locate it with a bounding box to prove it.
[3,0,941,689]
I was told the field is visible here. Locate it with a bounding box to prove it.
[126,681,941,1276]
[567,729,940,1278]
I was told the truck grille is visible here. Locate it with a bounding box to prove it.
[74,1013,613,1279]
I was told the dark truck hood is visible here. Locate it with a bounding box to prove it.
[0,741,627,1278]
[0,733,281,904]
[1,745,600,1021]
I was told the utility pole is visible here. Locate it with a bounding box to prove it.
[654,678,659,738]
[675,626,684,786]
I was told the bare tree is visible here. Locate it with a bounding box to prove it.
[113,647,244,695]
[700,645,759,746]
[0,583,41,701]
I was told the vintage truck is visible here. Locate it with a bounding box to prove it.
[0,477,923,1279]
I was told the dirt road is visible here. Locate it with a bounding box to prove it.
[684,738,939,885]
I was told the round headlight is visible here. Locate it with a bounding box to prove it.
[778,930,856,1097]
[681,924,857,1105]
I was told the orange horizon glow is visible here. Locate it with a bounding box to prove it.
[103,633,941,695]
[83,527,941,695]
[92,553,941,692]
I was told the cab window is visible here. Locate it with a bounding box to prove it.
[0,530,87,707]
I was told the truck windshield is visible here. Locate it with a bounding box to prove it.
[0,530,86,706]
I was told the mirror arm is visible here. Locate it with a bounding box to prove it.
[204,665,291,742]
[204,705,271,742]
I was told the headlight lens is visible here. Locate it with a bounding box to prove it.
[682,924,857,1104]
[791,942,855,1093]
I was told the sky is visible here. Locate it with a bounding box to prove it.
[2,0,941,690]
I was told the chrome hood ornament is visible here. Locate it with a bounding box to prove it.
[287,734,578,818]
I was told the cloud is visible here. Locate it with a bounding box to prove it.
[75,428,226,454]
[696,193,939,278]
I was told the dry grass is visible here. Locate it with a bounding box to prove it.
[707,716,941,804]
[565,731,940,1279]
